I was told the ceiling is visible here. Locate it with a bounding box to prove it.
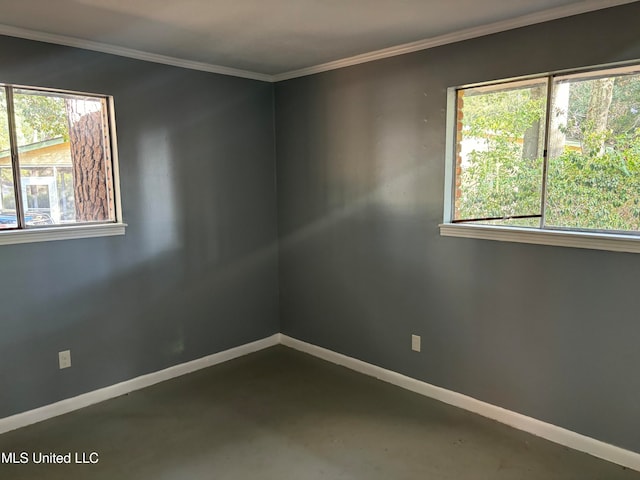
[0,0,635,80]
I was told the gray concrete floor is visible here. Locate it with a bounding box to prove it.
[0,345,638,479]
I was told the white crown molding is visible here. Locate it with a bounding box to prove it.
[0,334,280,435]
[273,0,639,81]
[280,335,640,472]
[0,23,273,83]
[0,1,636,83]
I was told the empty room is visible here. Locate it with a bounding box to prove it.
[1,1,640,478]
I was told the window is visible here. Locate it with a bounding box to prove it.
[441,62,640,253]
[0,84,124,245]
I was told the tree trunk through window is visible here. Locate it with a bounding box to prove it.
[549,82,570,158]
[65,99,110,222]
[585,78,615,156]
[522,85,546,160]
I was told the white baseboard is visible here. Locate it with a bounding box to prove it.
[0,334,280,435]
[280,335,640,472]
[3,332,639,473]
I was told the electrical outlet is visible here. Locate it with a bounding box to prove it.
[58,350,71,369]
[411,335,421,352]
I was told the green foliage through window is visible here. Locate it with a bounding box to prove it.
[454,64,640,233]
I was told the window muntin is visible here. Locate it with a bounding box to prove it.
[1,85,117,232]
[451,63,640,235]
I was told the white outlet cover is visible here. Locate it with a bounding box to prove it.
[411,335,421,352]
[58,350,71,369]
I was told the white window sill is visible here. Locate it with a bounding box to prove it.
[0,223,126,246]
[439,223,640,254]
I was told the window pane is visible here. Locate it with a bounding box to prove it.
[13,89,115,226]
[0,89,18,229]
[545,66,640,232]
[454,79,548,224]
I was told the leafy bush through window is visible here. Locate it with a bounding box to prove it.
[453,64,640,234]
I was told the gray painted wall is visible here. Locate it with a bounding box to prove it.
[0,36,278,417]
[3,1,640,457]
[276,3,640,452]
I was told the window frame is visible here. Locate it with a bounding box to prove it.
[440,60,640,254]
[0,83,125,246]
